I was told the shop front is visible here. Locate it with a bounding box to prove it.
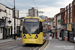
[57,28,61,39]
[63,24,68,41]
[0,27,3,39]
[0,19,6,39]
[64,31,68,41]
[17,26,20,37]
[6,26,12,39]
[0,26,12,39]
[67,23,75,42]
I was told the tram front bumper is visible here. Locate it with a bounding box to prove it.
[22,39,43,44]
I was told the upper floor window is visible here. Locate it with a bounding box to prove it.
[65,11,66,19]
[71,7,72,12]
[9,10,10,15]
[70,7,72,17]
[71,3,72,7]
[65,8,66,19]
[68,9,69,18]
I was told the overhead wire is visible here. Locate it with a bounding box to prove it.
[32,0,38,9]
[5,0,14,7]
[5,0,25,15]
[5,0,19,10]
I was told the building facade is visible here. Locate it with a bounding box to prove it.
[54,0,75,42]
[0,3,20,39]
[28,7,38,17]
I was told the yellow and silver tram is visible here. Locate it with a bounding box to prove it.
[22,17,43,44]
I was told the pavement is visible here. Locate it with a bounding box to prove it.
[0,37,22,43]
[44,38,75,50]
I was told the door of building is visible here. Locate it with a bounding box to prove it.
[0,28,3,39]
[6,28,10,38]
[69,31,74,42]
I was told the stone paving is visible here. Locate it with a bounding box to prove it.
[44,38,75,50]
[0,38,22,43]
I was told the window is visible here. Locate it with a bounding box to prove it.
[9,9,10,15]
[0,12,1,18]
[64,31,68,37]
[65,11,66,19]
[68,9,69,18]
[70,7,72,17]
[71,7,72,12]
[65,8,66,19]
[0,28,2,33]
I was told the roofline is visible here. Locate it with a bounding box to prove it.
[0,3,13,10]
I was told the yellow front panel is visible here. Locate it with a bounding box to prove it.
[22,32,43,44]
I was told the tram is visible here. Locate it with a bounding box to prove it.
[22,17,43,44]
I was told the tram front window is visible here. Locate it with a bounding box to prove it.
[23,22,39,34]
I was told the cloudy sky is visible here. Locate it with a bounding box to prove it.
[0,0,73,18]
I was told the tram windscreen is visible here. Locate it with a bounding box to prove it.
[23,19,39,34]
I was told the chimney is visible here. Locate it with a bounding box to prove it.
[60,8,65,13]
[32,7,34,9]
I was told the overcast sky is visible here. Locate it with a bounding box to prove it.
[0,0,73,18]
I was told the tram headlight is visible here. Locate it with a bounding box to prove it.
[35,35,38,39]
[24,35,26,38]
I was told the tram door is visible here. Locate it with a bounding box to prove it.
[0,28,3,39]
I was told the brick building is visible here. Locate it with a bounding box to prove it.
[54,0,75,42]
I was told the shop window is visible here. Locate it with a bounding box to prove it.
[7,29,10,36]
[64,31,68,37]
[0,28,2,33]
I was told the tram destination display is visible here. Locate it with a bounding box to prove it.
[25,19,39,22]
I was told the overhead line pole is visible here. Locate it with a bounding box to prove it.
[14,0,16,40]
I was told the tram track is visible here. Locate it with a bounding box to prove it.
[31,40,49,50]
[39,40,49,50]
[0,40,22,48]
[0,39,49,50]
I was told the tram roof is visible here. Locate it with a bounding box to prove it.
[23,17,43,22]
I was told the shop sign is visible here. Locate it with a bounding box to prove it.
[67,24,72,31]
[58,20,61,22]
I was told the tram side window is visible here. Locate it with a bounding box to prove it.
[40,22,43,32]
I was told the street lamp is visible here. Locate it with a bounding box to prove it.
[8,18,11,24]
